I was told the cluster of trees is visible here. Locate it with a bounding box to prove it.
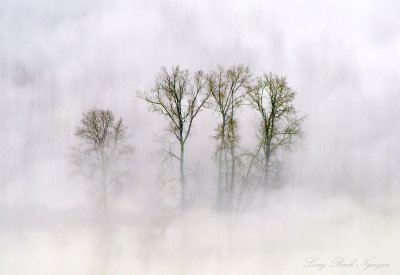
[72,65,303,213]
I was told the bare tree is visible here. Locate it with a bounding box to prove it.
[140,66,209,210]
[206,65,250,211]
[72,109,133,210]
[247,73,303,194]
[236,143,263,212]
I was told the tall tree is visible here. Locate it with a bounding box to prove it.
[141,66,209,210]
[247,73,303,193]
[72,109,133,210]
[206,65,250,211]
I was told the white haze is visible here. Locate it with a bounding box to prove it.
[0,0,399,274]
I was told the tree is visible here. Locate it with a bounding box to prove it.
[141,66,209,210]
[72,109,133,210]
[247,73,303,194]
[206,65,250,211]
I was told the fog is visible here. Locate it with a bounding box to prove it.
[0,0,399,274]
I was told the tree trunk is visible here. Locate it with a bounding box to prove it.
[230,145,235,211]
[180,141,185,211]
[264,113,275,193]
[263,161,268,193]
[263,149,271,195]
[224,142,229,208]
[217,147,223,211]
[101,169,107,213]
[99,150,108,213]
[218,116,226,212]
[229,106,235,212]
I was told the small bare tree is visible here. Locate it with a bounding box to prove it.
[247,73,303,194]
[206,65,250,211]
[72,109,133,210]
[140,66,209,210]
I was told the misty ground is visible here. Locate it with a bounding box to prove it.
[1,187,398,275]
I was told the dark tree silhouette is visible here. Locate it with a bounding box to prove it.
[141,66,209,210]
[247,73,303,194]
[206,65,250,211]
[72,108,133,210]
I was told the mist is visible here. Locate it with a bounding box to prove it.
[0,0,399,274]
